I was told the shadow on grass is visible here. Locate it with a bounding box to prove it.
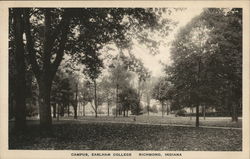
[9,121,242,151]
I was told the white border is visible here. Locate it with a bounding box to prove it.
[0,1,249,159]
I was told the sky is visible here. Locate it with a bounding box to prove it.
[68,8,204,81]
[132,8,203,77]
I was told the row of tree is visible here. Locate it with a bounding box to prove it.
[9,8,242,131]
[9,8,174,131]
[154,8,242,127]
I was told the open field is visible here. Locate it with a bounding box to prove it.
[9,118,242,151]
[23,115,242,128]
[78,115,242,128]
[49,115,242,128]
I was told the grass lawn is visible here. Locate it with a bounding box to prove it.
[73,115,242,128]
[9,120,242,151]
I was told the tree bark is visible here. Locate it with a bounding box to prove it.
[94,79,98,118]
[73,105,77,119]
[147,94,150,116]
[195,104,199,127]
[74,83,78,119]
[195,56,201,128]
[147,105,150,116]
[60,103,65,116]
[52,103,56,118]
[38,80,52,130]
[23,9,70,129]
[161,101,164,118]
[13,8,26,131]
[116,84,119,117]
[123,107,126,117]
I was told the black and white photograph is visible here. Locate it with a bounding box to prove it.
[0,1,249,159]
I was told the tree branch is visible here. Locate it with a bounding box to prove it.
[50,12,71,78]
[49,9,71,51]
[43,9,53,69]
[23,9,41,80]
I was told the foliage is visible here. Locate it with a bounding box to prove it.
[166,8,242,120]
[152,77,174,104]
[175,109,187,117]
[99,76,114,107]
[9,8,171,127]
[119,86,141,115]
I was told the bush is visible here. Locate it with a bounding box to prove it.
[175,109,187,117]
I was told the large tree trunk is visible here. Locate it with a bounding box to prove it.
[13,9,26,131]
[23,9,70,130]
[38,80,52,130]
[9,96,15,120]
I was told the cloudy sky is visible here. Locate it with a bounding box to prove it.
[132,8,203,77]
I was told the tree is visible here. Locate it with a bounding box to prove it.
[110,51,151,116]
[20,8,72,129]
[11,8,27,130]
[51,69,73,119]
[79,80,93,116]
[201,8,242,122]
[152,77,173,117]
[167,8,242,127]
[11,8,172,129]
[143,77,156,115]
[86,80,106,117]
[108,54,133,116]
[119,86,139,116]
[99,76,114,116]
[128,54,151,116]
[81,46,103,118]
